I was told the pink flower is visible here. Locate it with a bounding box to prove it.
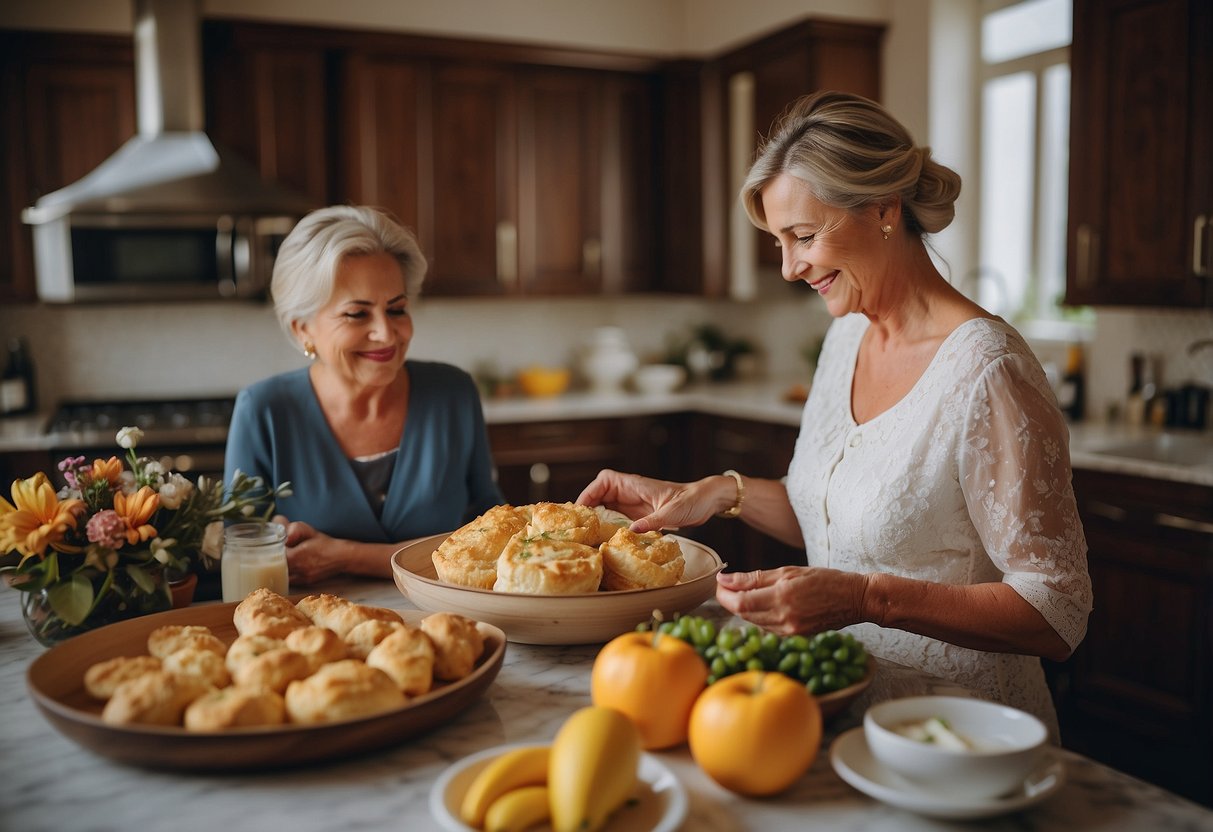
[57,455,87,490]
[86,509,128,550]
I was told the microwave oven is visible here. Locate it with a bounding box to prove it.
[30,213,298,303]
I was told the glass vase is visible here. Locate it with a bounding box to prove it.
[20,584,172,648]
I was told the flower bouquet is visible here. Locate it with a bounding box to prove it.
[0,426,290,646]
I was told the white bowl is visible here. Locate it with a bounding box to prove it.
[632,364,687,396]
[863,696,1048,800]
[391,532,724,644]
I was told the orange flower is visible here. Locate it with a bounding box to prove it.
[113,485,160,546]
[0,473,85,566]
[88,456,124,488]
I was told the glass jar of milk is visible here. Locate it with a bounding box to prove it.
[221,521,288,603]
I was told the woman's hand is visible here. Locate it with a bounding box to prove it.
[715,566,870,637]
[576,469,728,533]
[276,516,344,585]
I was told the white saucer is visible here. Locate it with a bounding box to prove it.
[430,742,688,832]
[829,727,1066,820]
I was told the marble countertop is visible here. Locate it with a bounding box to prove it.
[1,578,1209,831]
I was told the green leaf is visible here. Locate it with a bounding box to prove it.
[48,574,95,626]
[126,563,157,594]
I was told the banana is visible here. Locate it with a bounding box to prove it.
[548,706,641,832]
[459,745,551,828]
[483,785,550,832]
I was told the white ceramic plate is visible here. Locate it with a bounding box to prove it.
[392,532,724,644]
[829,727,1065,820]
[430,742,688,832]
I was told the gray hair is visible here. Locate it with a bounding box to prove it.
[270,205,428,343]
[741,91,961,236]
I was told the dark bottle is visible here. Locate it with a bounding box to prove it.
[1056,343,1085,422]
[0,337,35,417]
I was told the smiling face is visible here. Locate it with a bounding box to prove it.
[294,251,413,390]
[759,173,890,318]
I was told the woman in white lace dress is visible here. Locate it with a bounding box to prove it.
[577,91,1092,736]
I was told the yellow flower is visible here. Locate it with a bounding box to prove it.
[89,456,124,488]
[113,486,160,546]
[0,473,85,566]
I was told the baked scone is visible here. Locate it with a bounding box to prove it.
[420,612,485,682]
[184,686,286,732]
[225,634,287,675]
[234,588,311,639]
[431,504,530,589]
[231,647,313,695]
[146,624,227,659]
[599,527,686,591]
[493,532,603,595]
[101,670,212,726]
[284,659,406,724]
[526,501,603,545]
[284,625,350,673]
[365,626,435,696]
[83,655,163,700]
[344,619,406,661]
[592,505,633,541]
[162,646,232,688]
[296,594,404,639]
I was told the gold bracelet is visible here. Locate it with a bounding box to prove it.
[716,469,745,519]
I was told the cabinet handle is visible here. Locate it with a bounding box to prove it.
[1084,500,1127,521]
[496,222,518,287]
[582,238,602,275]
[1075,224,1098,287]
[1154,512,1213,535]
[1194,214,1210,277]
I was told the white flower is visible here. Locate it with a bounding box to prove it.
[241,504,255,516]
[157,473,195,509]
[116,426,144,449]
[150,538,177,564]
[118,470,138,495]
[201,521,224,559]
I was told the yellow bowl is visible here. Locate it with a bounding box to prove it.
[516,366,570,397]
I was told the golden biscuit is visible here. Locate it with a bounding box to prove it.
[592,505,633,540]
[101,670,212,726]
[162,646,232,688]
[600,527,686,591]
[231,647,312,695]
[420,612,485,682]
[225,634,287,675]
[296,594,404,639]
[146,625,227,660]
[431,504,530,589]
[233,588,310,638]
[365,626,435,695]
[83,655,163,701]
[493,532,603,595]
[344,619,406,660]
[526,501,603,545]
[183,686,286,732]
[284,660,406,724]
[284,626,350,673]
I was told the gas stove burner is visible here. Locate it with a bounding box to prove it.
[46,397,236,436]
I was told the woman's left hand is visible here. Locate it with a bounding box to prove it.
[715,566,869,636]
[278,517,343,585]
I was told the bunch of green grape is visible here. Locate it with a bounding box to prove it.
[641,613,869,694]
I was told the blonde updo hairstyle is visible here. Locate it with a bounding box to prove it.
[270,205,428,344]
[741,90,961,237]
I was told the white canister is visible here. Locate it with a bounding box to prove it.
[221,521,288,603]
[581,326,638,392]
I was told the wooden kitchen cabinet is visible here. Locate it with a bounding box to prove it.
[488,415,685,506]
[1065,0,1213,307]
[0,31,136,303]
[1050,468,1213,805]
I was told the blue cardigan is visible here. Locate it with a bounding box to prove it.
[223,362,503,544]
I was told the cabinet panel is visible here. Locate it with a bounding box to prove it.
[1066,0,1213,306]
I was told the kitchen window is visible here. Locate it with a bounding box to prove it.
[975,0,1088,331]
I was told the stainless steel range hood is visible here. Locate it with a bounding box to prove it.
[22,0,315,226]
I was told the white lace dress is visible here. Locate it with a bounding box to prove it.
[786,314,1093,737]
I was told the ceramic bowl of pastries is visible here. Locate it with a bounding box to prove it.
[390,501,725,645]
[24,589,506,771]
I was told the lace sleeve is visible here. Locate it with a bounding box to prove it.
[958,354,1093,650]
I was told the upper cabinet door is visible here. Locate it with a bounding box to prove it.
[1066,0,1213,307]
[516,67,603,295]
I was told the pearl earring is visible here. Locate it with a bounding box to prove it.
[303,341,316,360]
[881,224,893,240]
